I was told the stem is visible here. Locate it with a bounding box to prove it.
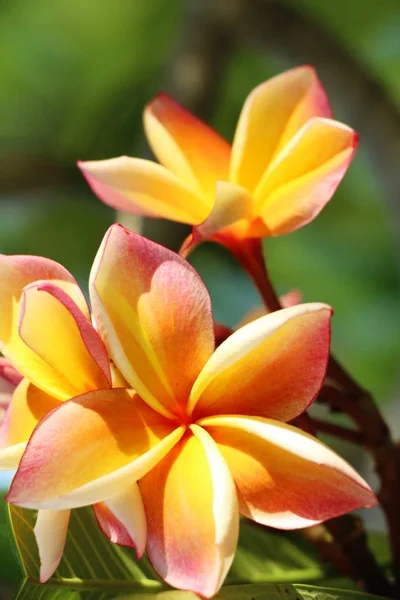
[223,235,398,595]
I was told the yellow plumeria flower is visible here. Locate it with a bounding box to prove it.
[7,225,376,597]
[0,255,137,582]
[79,66,357,252]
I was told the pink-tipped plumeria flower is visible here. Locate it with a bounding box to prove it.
[0,255,140,582]
[79,66,357,254]
[7,225,376,597]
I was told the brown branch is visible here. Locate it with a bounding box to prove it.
[311,418,364,446]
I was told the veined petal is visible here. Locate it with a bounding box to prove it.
[256,118,358,235]
[230,65,331,193]
[0,255,88,390]
[190,303,331,421]
[139,428,238,598]
[90,225,214,419]
[34,509,70,582]
[0,378,59,468]
[7,388,184,510]
[196,181,252,239]
[144,93,231,197]
[95,483,146,556]
[18,282,111,399]
[201,415,377,529]
[79,157,209,225]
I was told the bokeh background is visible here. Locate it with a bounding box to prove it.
[0,0,399,589]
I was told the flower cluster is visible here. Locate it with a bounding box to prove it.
[0,66,376,598]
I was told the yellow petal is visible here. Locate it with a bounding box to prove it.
[79,157,209,225]
[18,282,111,399]
[34,509,70,582]
[201,415,377,528]
[196,181,253,239]
[139,427,238,597]
[0,255,88,391]
[0,378,59,455]
[256,118,357,235]
[144,93,231,198]
[101,483,146,557]
[230,65,331,193]
[8,388,184,510]
[189,303,331,421]
[90,225,214,420]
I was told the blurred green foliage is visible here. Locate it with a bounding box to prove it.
[0,0,399,404]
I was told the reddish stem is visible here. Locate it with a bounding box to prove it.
[218,234,400,593]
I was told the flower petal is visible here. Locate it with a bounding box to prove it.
[79,157,208,225]
[139,427,238,598]
[230,65,331,193]
[256,118,358,235]
[0,378,59,468]
[18,282,111,399]
[190,303,331,421]
[196,181,252,239]
[34,509,70,582]
[90,225,214,419]
[0,254,88,387]
[7,388,184,509]
[201,415,377,529]
[95,483,146,556]
[94,502,135,549]
[0,358,21,419]
[0,358,23,387]
[144,93,231,198]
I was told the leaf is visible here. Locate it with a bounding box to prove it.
[9,504,392,592]
[228,523,328,584]
[8,505,161,588]
[15,581,389,600]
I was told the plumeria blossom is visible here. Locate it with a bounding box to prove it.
[0,255,138,582]
[7,225,376,597]
[78,66,358,254]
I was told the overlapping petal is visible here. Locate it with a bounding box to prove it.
[190,303,331,421]
[0,358,21,417]
[201,415,377,529]
[139,427,238,598]
[196,181,253,240]
[7,389,184,509]
[144,93,231,197]
[94,483,146,555]
[0,254,88,388]
[34,509,71,582]
[79,157,208,225]
[256,118,358,235]
[18,282,111,399]
[90,224,214,419]
[0,378,59,469]
[230,65,331,193]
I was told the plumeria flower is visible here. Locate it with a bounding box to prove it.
[0,255,136,581]
[7,225,376,597]
[78,66,358,256]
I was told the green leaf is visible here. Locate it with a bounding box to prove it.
[9,505,161,588]
[9,504,393,591]
[228,523,328,583]
[15,581,389,600]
